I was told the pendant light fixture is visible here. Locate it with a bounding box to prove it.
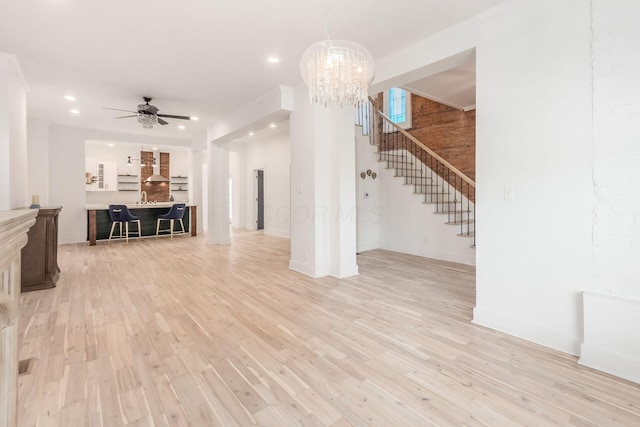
[300,39,375,108]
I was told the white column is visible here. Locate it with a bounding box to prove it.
[0,53,29,210]
[289,85,358,278]
[190,149,205,235]
[206,141,230,245]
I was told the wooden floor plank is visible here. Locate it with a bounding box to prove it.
[16,230,640,426]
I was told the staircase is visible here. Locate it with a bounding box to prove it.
[356,98,476,247]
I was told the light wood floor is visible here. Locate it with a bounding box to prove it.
[17,231,640,426]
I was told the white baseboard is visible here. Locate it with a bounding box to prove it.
[578,292,640,384]
[331,264,359,279]
[288,259,314,277]
[288,260,323,278]
[289,259,358,279]
[381,241,476,266]
[357,242,380,253]
[473,307,580,356]
[264,229,290,239]
[579,343,640,384]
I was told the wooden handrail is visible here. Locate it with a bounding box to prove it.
[369,98,476,189]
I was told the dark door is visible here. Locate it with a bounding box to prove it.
[257,170,264,230]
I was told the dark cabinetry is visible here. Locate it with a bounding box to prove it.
[21,206,62,292]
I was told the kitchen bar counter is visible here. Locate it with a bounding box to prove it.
[86,202,188,210]
[86,204,197,245]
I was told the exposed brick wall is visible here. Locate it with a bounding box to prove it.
[377,92,475,181]
[140,151,170,202]
[408,95,475,182]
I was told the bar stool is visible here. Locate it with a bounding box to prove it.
[108,205,141,244]
[156,203,186,239]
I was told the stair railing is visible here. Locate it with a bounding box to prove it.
[356,97,475,246]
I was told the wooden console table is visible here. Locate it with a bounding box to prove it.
[21,206,62,292]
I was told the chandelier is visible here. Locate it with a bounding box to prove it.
[137,113,157,129]
[300,40,375,108]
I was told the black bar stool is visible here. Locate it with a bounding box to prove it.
[108,205,141,243]
[155,204,186,239]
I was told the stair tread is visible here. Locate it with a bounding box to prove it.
[423,200,460,205]
[434,210,473,215]
[385,168,427,178]
[376,153,407,158]
[447,219,475,225]
[457,232,476,237]
[404,182,438,186]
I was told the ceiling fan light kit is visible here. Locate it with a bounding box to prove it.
[138,113,157,129]
[104,97,191,129]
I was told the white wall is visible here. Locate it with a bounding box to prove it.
[591,0,640,301]
[0,53,29,210]
[474,0,593,355]
[374,0,593,357]
[26,119,50,206]
[229,146,245,229]
[47,124,190,243]
[355,132,381,253]
[378,164,476,266]
[578,0,640,383]
[229,128,291,238]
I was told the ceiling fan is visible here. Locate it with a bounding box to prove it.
[103,97,190,128]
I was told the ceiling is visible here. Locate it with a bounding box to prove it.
[0,0,502,140]
[403,59,477,111]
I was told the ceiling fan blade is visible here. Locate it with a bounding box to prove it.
[114,115,137,119]
[157,114,191,120]
[157,118,169,125]
[103,107,138,113]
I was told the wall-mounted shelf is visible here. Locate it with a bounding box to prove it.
[118,174,139,184]
[118,173,139,192]
[170,175,188,194]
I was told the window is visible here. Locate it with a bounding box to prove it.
[384,87,412,130]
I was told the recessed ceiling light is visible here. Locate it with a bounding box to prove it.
[269,123,276,128]
[64,95,76,101]
[108,143,114,147]
[190,116,199,121]
[178,125,186,130]
[152,147,158,150]
[249,132,254,136]
[70,109,80,114]
[267,56,280,64]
